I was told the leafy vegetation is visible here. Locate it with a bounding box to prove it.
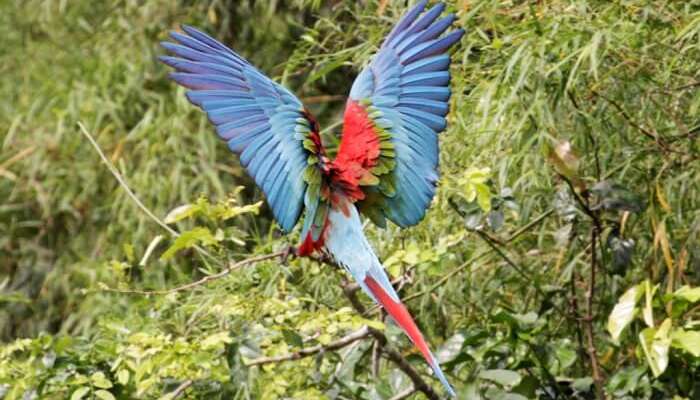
[1,0,699,399]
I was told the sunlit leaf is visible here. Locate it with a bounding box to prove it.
[164,204,196,224]
[674,286,700,303]
[91,371,113,389]
[71,387,90,400]
[643,281,658,328]
[95,390,116,400]
[436,333,465,364]
[638,318,671,377]
[160,227,219,260]
[670,329,700,357]
[608,283,642,343]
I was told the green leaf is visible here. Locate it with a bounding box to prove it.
[436,333,465,364]
[160,227,218,260]
[479,369,522,387]
[95,390,116,400]
[91,371,113,389]
[674,286,700,303]
[639,318,671,377]
[670,329,700,357]
[117,369,129,386]
[163,204,197,224]
[71,387,90,400]
[643,280,658,328]
[201,332,232,349]
[572,377,594,392]
[607,283,642,343]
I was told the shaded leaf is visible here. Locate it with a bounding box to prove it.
[479,369,522,387]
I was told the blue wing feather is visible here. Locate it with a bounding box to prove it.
[345,1,463,228]
[162,26,318,232]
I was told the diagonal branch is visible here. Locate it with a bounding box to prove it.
[98,250,287,295]
[247,326,371,366]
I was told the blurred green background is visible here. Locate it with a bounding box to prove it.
[1,0,699,399]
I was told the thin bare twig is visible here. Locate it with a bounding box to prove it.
[99,251,287,295]
[78,122,179,238]
[166,379,193,399]
[247,326,371,366]
[388,387,416,400]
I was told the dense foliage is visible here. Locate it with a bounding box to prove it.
[1,0,699,399]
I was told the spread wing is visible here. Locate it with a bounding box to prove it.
[334,0,463,227]
[160,26,324,232]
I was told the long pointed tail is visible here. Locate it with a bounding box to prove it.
[323,202,455,395]
[364,275,455,397]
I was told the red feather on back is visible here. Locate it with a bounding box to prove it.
[330,100,382,201]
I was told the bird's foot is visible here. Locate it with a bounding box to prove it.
[282,245,297,263]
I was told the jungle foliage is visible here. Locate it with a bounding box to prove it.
[1,0,699,399]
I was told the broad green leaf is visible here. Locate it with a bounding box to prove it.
[95,390,116,400]
[436,333,465,363]
[608,284,642,342]
[117,369,129,385]
[670,329,700,357]
[674,286,700,303]
[160,227,218,260]
[479,369,522,387]
[71,387,90,400]
[639,318,671,377]
[91,371,113,389]
[572,377,594,392]
[201,332,232,349]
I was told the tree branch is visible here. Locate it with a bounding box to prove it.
[98,251,287,295]
[165,379,192,399]
[247,326,371,366]
[388,387,416,400]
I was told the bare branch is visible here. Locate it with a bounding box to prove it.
[247,326,371,366]
[388,386,416,400]
[165,379,192,399]
[78,122,179,238]
[99,251,287,295]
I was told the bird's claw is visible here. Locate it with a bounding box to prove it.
[282,245,297,263]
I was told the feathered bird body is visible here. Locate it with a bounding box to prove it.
[161,1,463,396]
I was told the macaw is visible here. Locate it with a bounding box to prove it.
[160,0,463,396]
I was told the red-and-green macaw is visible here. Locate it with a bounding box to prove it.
[161,0,463,395]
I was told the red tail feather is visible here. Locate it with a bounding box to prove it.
[364,276,433,363]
